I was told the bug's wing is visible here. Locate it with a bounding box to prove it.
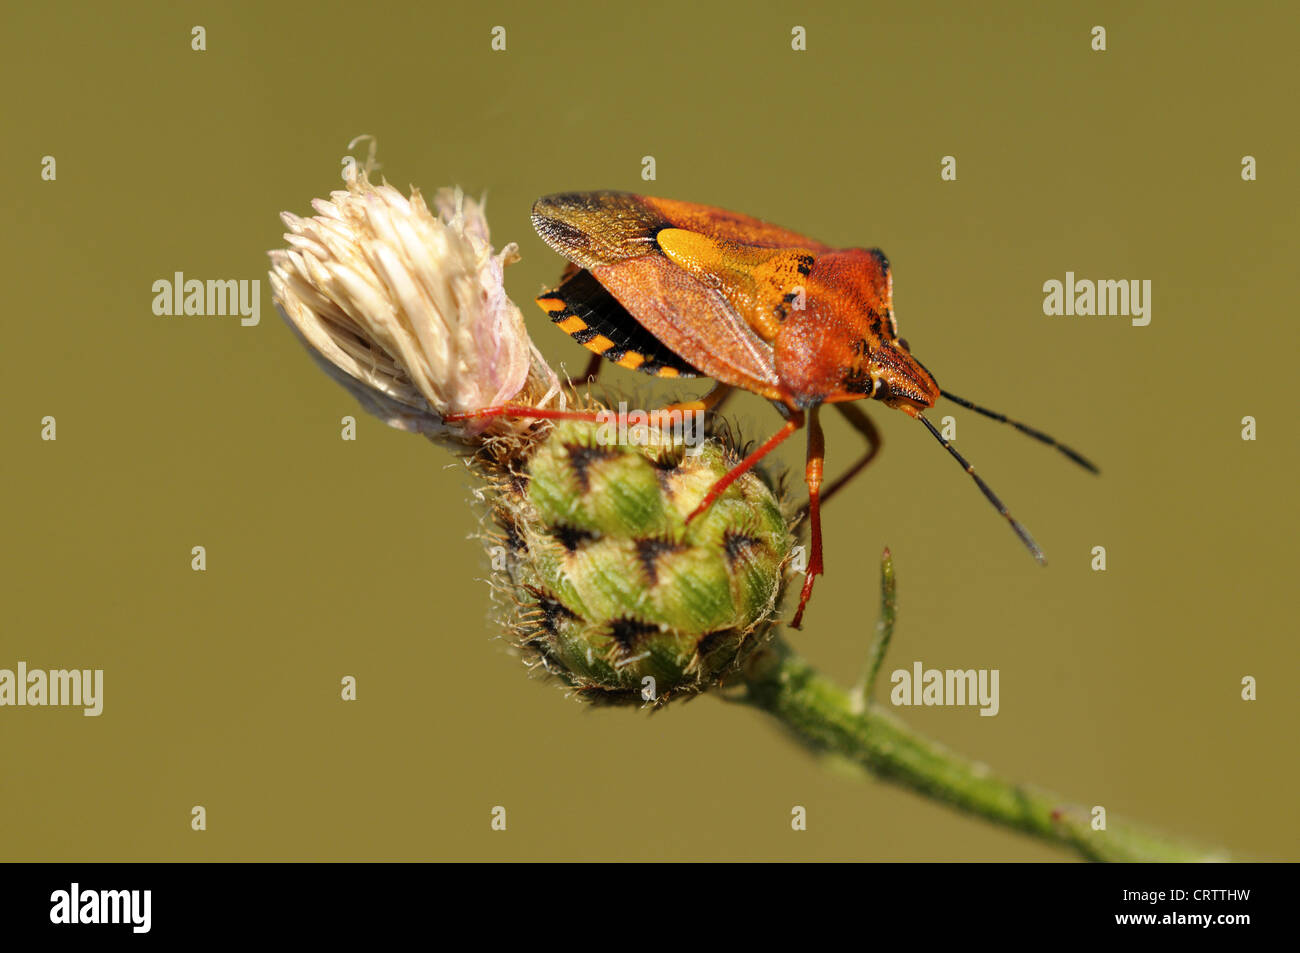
[536,269,701,378]
[588,255,781,395]
[640,195,835,253]
[532,192,831,398]
[531,192,665,270]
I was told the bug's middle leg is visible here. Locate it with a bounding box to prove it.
[650,382,732,423]
[685,406,803,524]
[791,404,825,630]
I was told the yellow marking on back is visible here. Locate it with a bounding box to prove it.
[587,334,616,354]
[655,228,818,343]
[616,352,646,370]
[537,296,567,314]
[557,315,588,335]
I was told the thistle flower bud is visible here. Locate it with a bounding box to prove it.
[271,163,793,705]
[268,167,560,444]
[488,419,793,705]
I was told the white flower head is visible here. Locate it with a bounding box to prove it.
[269,166,561,442]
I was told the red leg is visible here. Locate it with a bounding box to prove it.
[818,401,881,508]
[580,353,603,382]
[791,405,825,630]
[446,385,735,428]
[442,404,605,425]
[652,383,732,421]
[793,401,881,524]
[686,411,803,524]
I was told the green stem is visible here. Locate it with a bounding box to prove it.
[739,555,1220,862]
[849,549,896,712]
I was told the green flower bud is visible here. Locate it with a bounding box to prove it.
[486,418,793,706]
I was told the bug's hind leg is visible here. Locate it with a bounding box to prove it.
[442,383,734,432]
[579,353,603,382]
[791,405,824,630]
[442,404,606,426]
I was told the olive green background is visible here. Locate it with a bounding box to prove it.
[3,0,1296,861]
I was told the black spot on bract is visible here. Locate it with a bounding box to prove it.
[722,531,764,567]
[537,594,578,636]
[607,617,660,660]
[650,447,684,498]
[552,523,596,553]
[694,630,729,661]
[564,442,618,491]
[635,537,683,584]
[652,446,684,471]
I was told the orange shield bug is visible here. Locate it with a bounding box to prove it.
[446,192,1097,629]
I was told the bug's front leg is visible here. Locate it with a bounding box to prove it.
[799,400,881,515]
[791,404,825,630]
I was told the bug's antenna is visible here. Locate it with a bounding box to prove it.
[917,413,1047,565]
[940,390,1099,474]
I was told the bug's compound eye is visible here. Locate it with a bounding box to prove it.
[898,337,911,352]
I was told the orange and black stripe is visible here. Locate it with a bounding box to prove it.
[535,269,698,379]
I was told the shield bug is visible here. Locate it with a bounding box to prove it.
[447,191,1097,629]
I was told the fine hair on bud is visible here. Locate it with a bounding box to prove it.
[479,412,794,707]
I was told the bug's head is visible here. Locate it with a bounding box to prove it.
[866,338,940,417]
